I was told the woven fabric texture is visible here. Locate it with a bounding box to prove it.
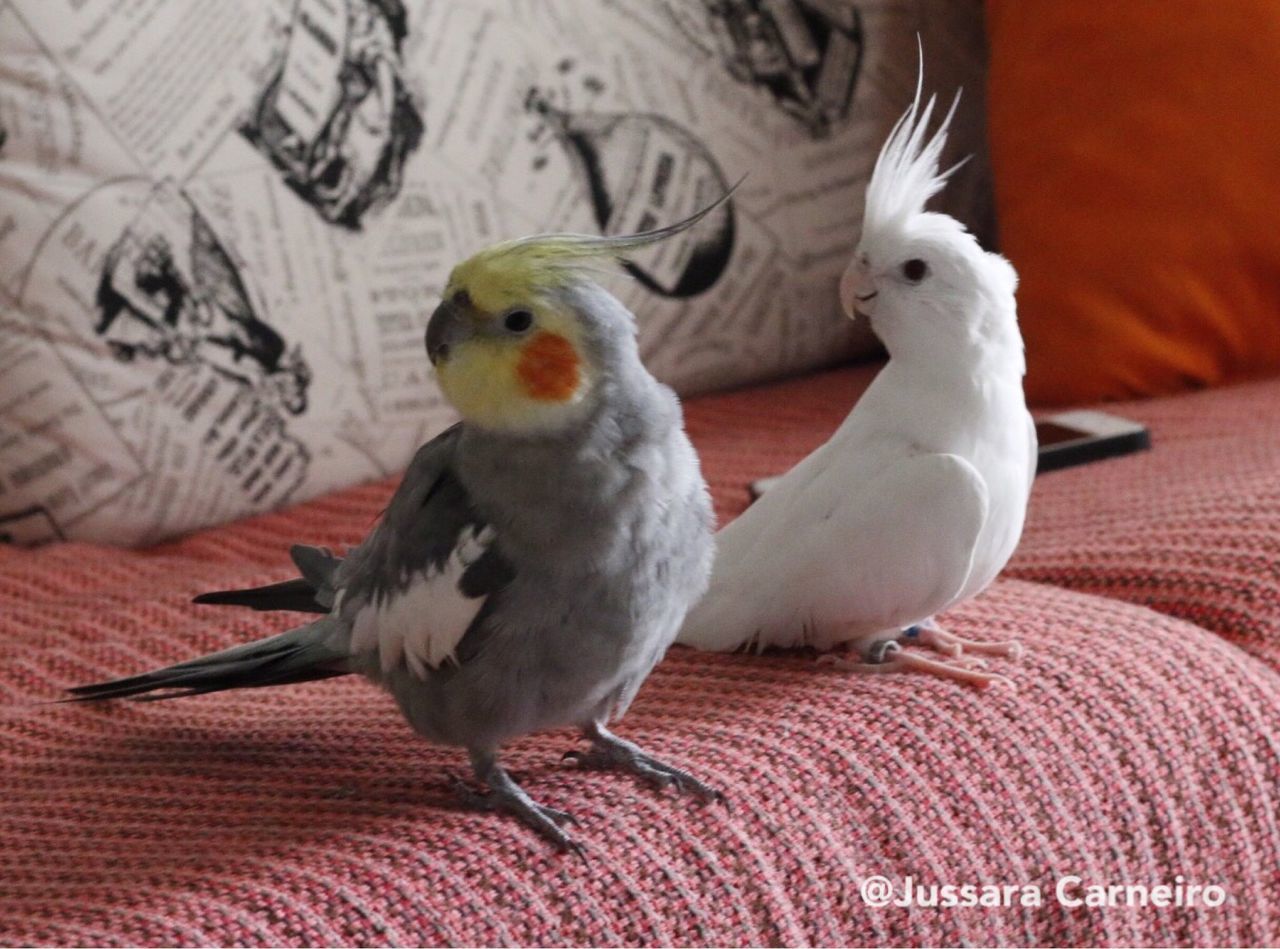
[3,364,1280,946]
[1007,375,1280,671]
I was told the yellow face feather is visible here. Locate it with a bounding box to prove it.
[433,300,591,433]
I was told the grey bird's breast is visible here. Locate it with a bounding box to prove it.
[385,399,713,752]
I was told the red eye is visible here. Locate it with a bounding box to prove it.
[901,259,929,283]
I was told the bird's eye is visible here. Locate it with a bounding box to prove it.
[901,259,929,283]
[503,309,534,333]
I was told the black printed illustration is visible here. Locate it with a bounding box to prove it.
[0,505,63,546]
[96,189,312,415]
[242,0,424,230]
[527,73,735,299]
[672,0,863,138]
[90,183,313,516]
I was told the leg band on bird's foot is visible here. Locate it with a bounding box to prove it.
[564,723,726,805]
[455,756,583,855]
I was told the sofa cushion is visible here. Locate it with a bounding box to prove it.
[1008,375,1280,670]
[4,441,1280,945]
[985,0,1280,405]
[0,0,997,546]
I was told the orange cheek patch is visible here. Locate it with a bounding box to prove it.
[516,331,582,402]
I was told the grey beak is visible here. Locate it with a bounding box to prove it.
[425,299,469,365]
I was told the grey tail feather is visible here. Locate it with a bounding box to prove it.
[65,620,350,703]
[192,545,342,614]
[192,578,327,614]
[289,544,341,599]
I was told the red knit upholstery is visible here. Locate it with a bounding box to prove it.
[3,364,1280,946]
[1008,375,1280,670]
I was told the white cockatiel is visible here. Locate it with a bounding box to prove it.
[677,77,1035,688]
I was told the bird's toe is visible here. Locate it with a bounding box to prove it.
[569,732,726,805]
[453,764,584,852]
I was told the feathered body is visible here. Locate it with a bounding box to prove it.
[362,286,712,751]
[70,212,723,850]
[678,82,1035,671]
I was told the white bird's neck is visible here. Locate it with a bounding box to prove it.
[891,333,1025,386]
[836,298,1028,451]
[876,295,1025,384]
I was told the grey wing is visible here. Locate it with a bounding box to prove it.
[192,423,469,614]
[335,425,515,679]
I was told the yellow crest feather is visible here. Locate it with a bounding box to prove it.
[446,182,741,314]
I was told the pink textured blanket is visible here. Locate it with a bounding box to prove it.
[3,365,1279,946]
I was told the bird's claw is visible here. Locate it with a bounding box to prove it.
[565,735,726,806]
[449,769,583,854]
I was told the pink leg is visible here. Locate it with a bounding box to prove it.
[819,643,1016,690]
[911,617,1024,661]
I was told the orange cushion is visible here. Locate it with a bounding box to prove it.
[986,1,1280,405]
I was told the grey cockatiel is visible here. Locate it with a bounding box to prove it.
[68,208,722,852]
[677,77,1033,687]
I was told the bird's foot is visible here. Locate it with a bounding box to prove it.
[564,724,726,805]
[906,617,1024,661]
[819,641,1016,690]
[449,764,583,856]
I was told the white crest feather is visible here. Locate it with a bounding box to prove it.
[863,50,965,239]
